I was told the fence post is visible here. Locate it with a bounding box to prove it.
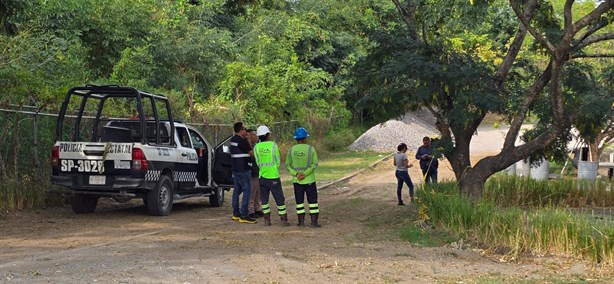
[33,111,40,169]
[13,111,20,178]
[0,113,7,180]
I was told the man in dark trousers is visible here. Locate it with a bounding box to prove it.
[286,127,321,227]
[254,125,290,226]
[229,122,257,224]
[416,136,438,184]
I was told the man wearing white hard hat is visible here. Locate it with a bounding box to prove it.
[253,125,290,226]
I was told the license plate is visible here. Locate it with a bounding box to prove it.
[89,175,106,185]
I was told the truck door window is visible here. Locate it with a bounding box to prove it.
[188,129,205,149]
[176,127,192,148]
[146,122,171,145]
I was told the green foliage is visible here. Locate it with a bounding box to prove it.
[322,129,356,151]
[0,31,90,106]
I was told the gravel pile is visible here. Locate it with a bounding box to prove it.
[349,109,438,152]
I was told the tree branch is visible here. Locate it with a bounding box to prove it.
[571,54,614,59]
[576,32,614,50]
[558,0,577,54]
[572,18,609,48]
[509,0,556,53]
[564,0,573,30]
[391,0,420,41]
[570,0,614,35]
[494,0,537,86]
[502,62,552,150]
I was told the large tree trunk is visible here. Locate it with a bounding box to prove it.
[458,168,489,199]
[587,128,614,162]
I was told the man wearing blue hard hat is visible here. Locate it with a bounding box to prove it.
[286,127,321,228]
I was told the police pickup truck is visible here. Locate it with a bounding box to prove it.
[51,85,234,216]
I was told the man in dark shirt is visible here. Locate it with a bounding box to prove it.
[230,122,257,224]
[416,136,438,184]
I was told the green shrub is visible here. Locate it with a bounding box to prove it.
[322,128,356,151]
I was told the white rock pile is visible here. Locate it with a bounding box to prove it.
[349,109,439,153]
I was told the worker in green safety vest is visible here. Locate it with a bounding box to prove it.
[286,127,321,228]
[253,125,291,227]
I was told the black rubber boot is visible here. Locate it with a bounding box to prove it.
[280,214,291,227]
[297,214,305,227]
[310,214,321,228]
[263,213,271,226]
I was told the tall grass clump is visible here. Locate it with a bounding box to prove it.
[418,182,614,264]
[527,209,614,263]
[484,175,614,207]
[0,177,55,212]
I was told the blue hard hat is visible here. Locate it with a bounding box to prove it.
[293,127,309,139]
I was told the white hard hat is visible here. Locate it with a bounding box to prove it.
[256,125,270,136]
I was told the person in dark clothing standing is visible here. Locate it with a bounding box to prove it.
[230,122,257,224]
[416,137,438,184]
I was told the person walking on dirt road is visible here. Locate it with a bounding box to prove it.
[254,125,291,227]
[416,137,438,184]
[246,129,263,219]
[393,143,414,205]
[230,122,257,224]
[286,127,321,228]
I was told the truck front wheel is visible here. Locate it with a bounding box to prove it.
[70,194,99,214]
[146,175,173,216]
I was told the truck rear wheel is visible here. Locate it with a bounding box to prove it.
[147,175,173,216]
[70,194,99,214]
[209,187,224,207]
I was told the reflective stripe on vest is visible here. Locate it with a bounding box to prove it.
[231,153,250,158]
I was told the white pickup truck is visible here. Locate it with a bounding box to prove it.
[51,85,233,216]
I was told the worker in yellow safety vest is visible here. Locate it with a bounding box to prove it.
[253,125,291,226]
[286,127,321,228]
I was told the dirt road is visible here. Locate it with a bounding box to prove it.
[1,129,611,283]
